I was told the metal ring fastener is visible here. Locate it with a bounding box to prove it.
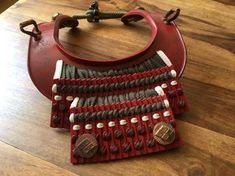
[19,19,41,41]
[164,9,180,24]
[72,1,144,24]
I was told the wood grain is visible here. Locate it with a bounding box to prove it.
[0,0,234,175]
[0,141,79,176]
[0,0,17,13]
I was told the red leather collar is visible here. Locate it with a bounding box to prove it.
[54,10,158,66]
[25,10,186,99]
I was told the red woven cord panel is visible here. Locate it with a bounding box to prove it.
[70,95,181,164]
[50,80,188,129]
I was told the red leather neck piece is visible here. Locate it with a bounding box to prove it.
[53,10,158,67]
[27,11,186,99]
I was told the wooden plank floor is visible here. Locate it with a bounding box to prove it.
[0,0,234,175]
[0,0,17,13]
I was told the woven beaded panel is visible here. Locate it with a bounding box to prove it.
[20,5,188,165]
[50,51,188,128]
[69,91,181,164]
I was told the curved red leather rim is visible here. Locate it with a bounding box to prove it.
[53,9,158,66]
[27,11,187,100]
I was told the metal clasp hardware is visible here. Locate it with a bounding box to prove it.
[71,1,144,24]
[153,122,175,145]
[164,9,180,24]
[19,19,41,41]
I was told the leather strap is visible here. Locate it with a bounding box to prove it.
[53,9,158,66]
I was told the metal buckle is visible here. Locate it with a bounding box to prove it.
[72,1,144,23]
[19,19,41,41]
[164,9,180,24]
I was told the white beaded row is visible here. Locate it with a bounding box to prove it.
[161,80,178,89]
[53,93,74,102]
[53,85,174,101]
[72,110,171,131]
[54,85,169,102]
[69,97,169,124]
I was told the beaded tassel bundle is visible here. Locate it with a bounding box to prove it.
[50,50,188,164]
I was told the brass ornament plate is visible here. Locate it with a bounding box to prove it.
[73,134,98,158]
[153,122,176,145]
